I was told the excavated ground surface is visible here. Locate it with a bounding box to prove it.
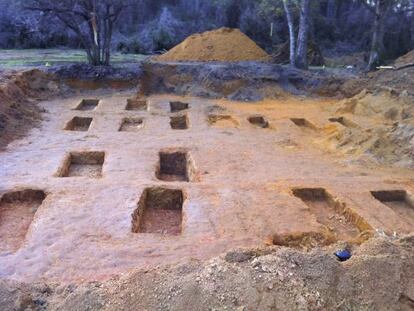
[1,90,413,288]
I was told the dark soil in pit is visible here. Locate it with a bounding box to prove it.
[126,98,148,111]
[292,188,369,243]
[170,101,189,113]
[119,118,144,132]
[371,190,414,230]
[0,190,46,253]
[75,99,99,111]
[132,187,184,235]
[208,114,239,128]
[56,151,105,178]
[248,115,269,128]
[170,114,189,130]
[156,149,195,182]
[64,116,93,131]
[328,116,359,128]
[290,118,317,130]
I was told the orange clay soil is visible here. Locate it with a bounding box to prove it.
[156,27,270,62]
[0,92,413,284]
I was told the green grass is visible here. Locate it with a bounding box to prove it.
[0,48,148,69]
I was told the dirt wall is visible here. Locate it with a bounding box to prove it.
[138,61,348,101]
[0,70,60,149]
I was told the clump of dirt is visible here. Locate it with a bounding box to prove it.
[0,69,60,149]
[319,89,414,167]
[156,27,270,62]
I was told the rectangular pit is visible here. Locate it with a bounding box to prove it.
[64,116,93,131]
[156,149,196,182]
[371,190,414,225]
[329,116,358,128]
[0,189,46,253]
[208,114,239,128]
[119,118,144,132]
[170,101,189,113]
[290,118,317,130]
[56,151,105,178]
[292,188,371,242]
[132,187,184,235]
[248,115,269,128]
[75,99,99,111]
[126,98,148,111]
[170,115,189,130]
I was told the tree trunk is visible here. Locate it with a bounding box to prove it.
[104,19,113,66]
[367,0,384,71]
[283,0,296,67]
[326,0,337,21]
[296,0,311,70]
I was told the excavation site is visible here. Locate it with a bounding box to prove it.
[1,7,414,311]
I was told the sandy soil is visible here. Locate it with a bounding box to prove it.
[0,64,414,309]
[0,91,413,287]
[0,69,61,149]
[156,28,269,62]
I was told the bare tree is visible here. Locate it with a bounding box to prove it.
[283,0,296,67]
[296,0,311,69]
[282,0,312,70]
[365,0,387,70]
[28,0,127,66]
[326,0,337,22]
[361,0,400,70]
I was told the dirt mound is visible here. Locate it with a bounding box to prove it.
[318,89,414,167]
[272,41,325,66]
[156,28,270,62]
[0,69,60,149]
[2,235,413,310]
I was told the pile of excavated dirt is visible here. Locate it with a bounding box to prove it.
[1,235,413,310]
[0,70,60,149]
[317,89,414,167]
[156,28,270,62]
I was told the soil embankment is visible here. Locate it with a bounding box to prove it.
[0,70,60,149]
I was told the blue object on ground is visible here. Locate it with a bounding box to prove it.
[334,249,352,262]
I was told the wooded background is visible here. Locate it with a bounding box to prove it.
[1,0,413,62]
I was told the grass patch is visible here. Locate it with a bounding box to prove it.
[0,48,148,69]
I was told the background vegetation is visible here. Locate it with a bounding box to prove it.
[1,0,413,65]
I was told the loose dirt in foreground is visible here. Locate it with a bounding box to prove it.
[1,235,413,311]
[156,28,270,62]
